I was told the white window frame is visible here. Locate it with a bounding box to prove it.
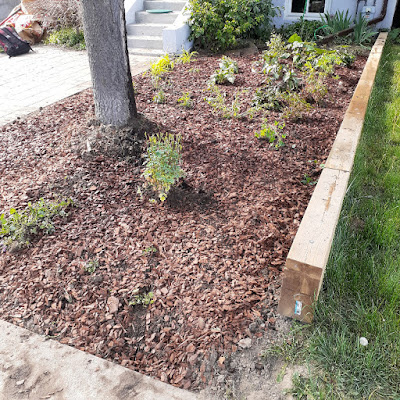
[284,0,332,20]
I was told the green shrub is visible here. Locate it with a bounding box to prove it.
[278,18,324,42]
[150,54,174,78]
[188,0,277,52]
[177,92,192,108]
[143,133,184,202]
[153,89,166,104]
[255,121,286,149]
[209,56,239,84]
[280,91,312,121]
[0,198,73,247]
[205,84,242,118]
[44,27,85,49]
[177,49,198,64]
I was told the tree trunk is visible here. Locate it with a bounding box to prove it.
[81,0,137,127]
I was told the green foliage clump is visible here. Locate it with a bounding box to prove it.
[205,85,243,118]
[177,49,198,64]
[352,14,378,45]
[280,91,312,121]
[188,0,277,52]
[153,89,166,104]
[0,198,73,248]
[279,19,325,42]
[84,259,99,274]
[44,27,85,49]
[177,92,192,108]
[255,121,286,148]
[150,54,174,78]
[129,289,154,307]
[143,133,184,202]
[388,28,400,44]
[209,56,239,85]
[320,10,352,35]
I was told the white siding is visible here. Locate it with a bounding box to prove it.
[272,0,398,29]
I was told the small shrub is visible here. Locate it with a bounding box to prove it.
[44,27,85,49]
[280,92,312,121]
[209,56,239,85]
[143,133,184,202]
[0,198,73,248]
[129,289,154,307]
[279,18,324,42]
[177,92,192,108]
[205,85,242,118]
[84,259,99,274]
[153,89,166,104]
[150,54,174,78]
[255,121,286,149]
[177,49,198,64]
[303,63,328,104]
[252,85,284,111]
[188,0,277,52]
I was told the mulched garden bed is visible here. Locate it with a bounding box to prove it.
[0,50,366,390]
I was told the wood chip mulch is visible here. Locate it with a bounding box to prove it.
[0,52,366,390]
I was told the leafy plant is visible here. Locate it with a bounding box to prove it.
[153,89,166,104]
[255,120,286,149]
[280,91,312,121]
[44,27,85,49]
[303,63,328,104]
[388,28,400,44]
[150,54,174,78]
[177,92,192,108]
[320,10,352,35]
[129,289,154,307]
[301,174,317,185]
[206,85,242,118]
[0,198,73,247]
[84,259,99,274]
[352,14,378,45]
[252,85,284,111]
[279,18,324,42]
[143,245,157,255]
[143,132,184,202]
[177,49,198,64]
[188,0,277,52]
[209,56,239,85]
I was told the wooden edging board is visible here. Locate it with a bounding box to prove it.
[277,32,388,323]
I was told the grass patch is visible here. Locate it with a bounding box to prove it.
[282,43,400,399]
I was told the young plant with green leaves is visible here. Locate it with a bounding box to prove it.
[129,289,154,307]
[150,54,174,78]
[0,198,73,248]
[143,132,184,202]
[153,89,166,104]
[254,120,286,149]
[177,49,198,64]
[209,56,239,85]
[205,84,243,118]
[177,92,192,108]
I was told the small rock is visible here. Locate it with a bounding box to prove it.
[16,380,24,386]
[255,362,264,371]
[238,338,252,349]
[107,296,119,314]
[217,375,225,383]
[197,317,205,330]
[249,322,258,333]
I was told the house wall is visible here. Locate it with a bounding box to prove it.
[0,0,19,22]
[272,0,398,29]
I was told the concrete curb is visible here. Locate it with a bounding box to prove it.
[0,320,199,400]
[277,33,388,323]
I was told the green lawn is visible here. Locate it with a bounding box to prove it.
[283,42,400,399]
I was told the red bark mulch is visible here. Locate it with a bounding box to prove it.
[0,51,366,390]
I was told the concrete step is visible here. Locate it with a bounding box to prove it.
[143,0,186,11]
[135,10,178,24]
[127,35,164,50]
[126,23,167,36]
[128,48,164,57]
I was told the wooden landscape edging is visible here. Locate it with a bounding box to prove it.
[277,33,388,323]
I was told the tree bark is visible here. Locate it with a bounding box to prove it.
[81,0,137,127]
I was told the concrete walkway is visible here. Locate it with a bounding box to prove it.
[0,45,199,400]
[0,44,155,126]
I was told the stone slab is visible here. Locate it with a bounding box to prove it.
[0,320,199,400]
